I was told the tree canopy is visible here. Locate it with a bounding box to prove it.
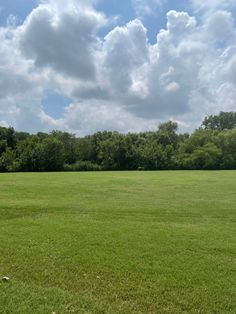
[1,112,236,172]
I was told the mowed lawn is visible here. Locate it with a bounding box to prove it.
[0,172,235,313]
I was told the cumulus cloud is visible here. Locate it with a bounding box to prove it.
[18,1,106,80]
[0,26,54,132]
[0,0,236,134]
[205,10,235,42]
[62,100,158,136]
[102,19,149,96]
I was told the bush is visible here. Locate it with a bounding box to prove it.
[64,161,102,171]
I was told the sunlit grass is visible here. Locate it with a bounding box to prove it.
[0,171,235,313]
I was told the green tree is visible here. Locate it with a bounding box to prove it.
[202,112,236,131]
[51,131,77,164]
[218,129,236,169]
[184,143,221,169]
[0,149,18,172]
[177,129,221,169]
[41,136,64,171]
[0,127,16,154]
[16,136,44,171]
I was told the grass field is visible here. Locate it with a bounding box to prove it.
[0,171,235,313]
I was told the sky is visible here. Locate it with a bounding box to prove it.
[0,0,236,135]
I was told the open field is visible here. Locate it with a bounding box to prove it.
[0,171,235,313]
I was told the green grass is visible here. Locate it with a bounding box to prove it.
[0,171,235,313]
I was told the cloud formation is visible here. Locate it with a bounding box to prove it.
[0,0,236,135]
[191,0,236,13]
[18,1,106,80]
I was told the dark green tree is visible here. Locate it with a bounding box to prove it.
[40,136,64,171]
[51,131,77,164]
[16,136,44,171]
[202,112,236,131]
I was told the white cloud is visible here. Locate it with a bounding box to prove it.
[102,19,149,96]
[0,0,236,134]
[191,0,236,13]
[17,1,106,80]
[205,10,235,42]
[225,54,236,83]
[0,26,55,132]
[62,100,158,136]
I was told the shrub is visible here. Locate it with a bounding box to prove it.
[64,161,102,171]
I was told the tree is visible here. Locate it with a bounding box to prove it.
[177,129,221,169]
[202,112,236,131]
[157,121,178,147]
[0,127,16,154]
[51,131,77,164]
[16,136,44,171]
[41,136,64,171]
[0,149,18,172]
[183,143,221,170]
[0,139,7,155]
[218,129,236,169]
[135,140,166,170]
[98,133,130,170]
[1,113,236,172]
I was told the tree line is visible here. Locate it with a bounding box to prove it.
[0,111,236,172]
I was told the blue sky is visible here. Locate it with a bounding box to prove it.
[0,0,38,25]
[0,0,191,42]
[0,0,236,134]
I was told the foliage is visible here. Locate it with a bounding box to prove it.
[0,111,236,171]
[202,111,236,130]
[64,160,101,171]
[0,149,19,172]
